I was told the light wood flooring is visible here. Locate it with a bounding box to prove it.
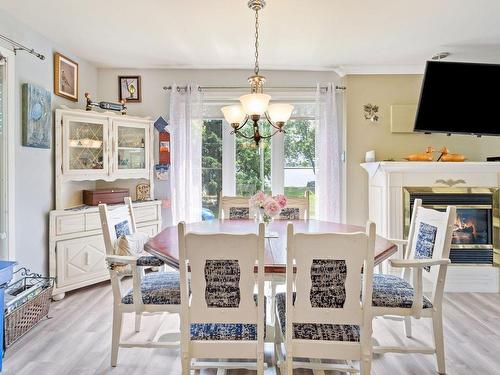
[3,280,500,375]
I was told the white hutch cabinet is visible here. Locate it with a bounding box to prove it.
[50,108,161,299]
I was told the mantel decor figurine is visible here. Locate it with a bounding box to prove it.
[85,93,127,115]
[437,147,466,162]
[404,146,434,161]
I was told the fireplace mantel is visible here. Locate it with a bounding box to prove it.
[361,161,500,293]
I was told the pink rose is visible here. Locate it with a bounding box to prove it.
[264,198,281,217]
[274,194,287,209]
[249,191,266,208]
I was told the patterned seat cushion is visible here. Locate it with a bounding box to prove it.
[190,295,266,341]
[275,293,360,342]
[121,272,181,305]
[372,274,433,309]
[136,255,165,267]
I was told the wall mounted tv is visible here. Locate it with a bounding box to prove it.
[414,61,500,136]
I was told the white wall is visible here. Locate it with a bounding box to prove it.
[0,11,98,274]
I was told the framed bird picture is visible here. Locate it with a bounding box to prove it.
[54,52,79,102]
[118,75,141,103]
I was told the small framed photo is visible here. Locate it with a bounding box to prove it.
[119,75,142,103]
[54,52,79,102]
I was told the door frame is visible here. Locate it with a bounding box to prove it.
[0,45,15,260]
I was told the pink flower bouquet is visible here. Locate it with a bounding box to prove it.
[249,191,287,224]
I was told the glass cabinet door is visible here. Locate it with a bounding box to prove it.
[63,117,108,174]
[115,124,147,171]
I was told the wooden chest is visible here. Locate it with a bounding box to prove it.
[82,188,129,206]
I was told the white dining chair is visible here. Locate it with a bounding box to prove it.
[372,199,456,374]
[178,221,266,374]
[99,198,181,367]
[275,221,376,374]
[219,194,255,219]
[274,191,310,220]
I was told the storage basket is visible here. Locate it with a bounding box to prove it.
[4,268,54,348]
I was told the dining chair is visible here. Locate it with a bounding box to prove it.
[219,194,254,220]
[372,199,456,374]
[275,191,310,220]
[275,221,376,374]
[178,221,266,374]
[99,198,181,367]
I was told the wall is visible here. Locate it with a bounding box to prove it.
[345,74,500,225]
[0,11,98,274]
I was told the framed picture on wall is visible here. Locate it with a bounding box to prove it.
[118,75,141,103]
[54,52,79,102]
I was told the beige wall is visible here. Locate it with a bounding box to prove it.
[345,74,500,225]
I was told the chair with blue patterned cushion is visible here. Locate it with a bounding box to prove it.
[274,191,310,220]
[372,199,456,374]
[178,221,266,374]
[99,198,180,367]
[275,221,376,375]
[219,194,255,220]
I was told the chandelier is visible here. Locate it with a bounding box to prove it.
[221,0,294,146]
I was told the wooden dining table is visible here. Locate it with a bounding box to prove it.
[144,219,397,273]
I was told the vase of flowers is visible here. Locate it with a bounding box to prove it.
[249,191,287,227]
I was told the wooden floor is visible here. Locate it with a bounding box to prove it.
[3,280,500,375]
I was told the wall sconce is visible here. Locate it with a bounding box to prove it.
[364,104,379,122]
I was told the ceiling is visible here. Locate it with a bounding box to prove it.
[1,0,500,73]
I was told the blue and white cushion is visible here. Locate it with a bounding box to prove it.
[279,207,300,220]
[275,293,360,342]
[229,207,250,220]
[121,272,181,305]
[372,273,433,309]
[415,222,438,272]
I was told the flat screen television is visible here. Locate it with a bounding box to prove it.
[414,61,500,136]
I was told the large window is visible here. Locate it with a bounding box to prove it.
[283,119,316,217]
[201,111,317,219]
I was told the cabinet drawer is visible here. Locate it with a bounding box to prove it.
[85,212,102,231]
[56,234,108,288]
[134,205,158,223]
[56,215,85,235]
[137,224,159,237]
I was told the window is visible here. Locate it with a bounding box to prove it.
[201,105,317,219]
[283,119,316,217]
[201,120,223,218]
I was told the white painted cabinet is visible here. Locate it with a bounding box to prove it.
[51,108,160,299]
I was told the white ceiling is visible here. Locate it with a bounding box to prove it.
[1,0,500,73]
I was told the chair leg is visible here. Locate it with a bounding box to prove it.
[111,307,123,367]
[432,312,446,374]
[360,355,372,375]
[285,353,293,375]
[135,312,142,332]
[404,316,412,338]
[181,353,190,375]
[257,353,264,375]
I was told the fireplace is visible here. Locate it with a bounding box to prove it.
[403,187,499,265]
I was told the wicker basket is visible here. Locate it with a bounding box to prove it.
[4,271,53,348]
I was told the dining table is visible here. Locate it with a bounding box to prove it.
[144,219,397,273]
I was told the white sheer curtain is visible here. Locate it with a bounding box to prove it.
[315,83,342,222]
[169,84,203,224]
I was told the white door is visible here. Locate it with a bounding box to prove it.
[0,47,15,260]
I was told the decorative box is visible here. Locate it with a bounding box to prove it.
[82,188,129,206]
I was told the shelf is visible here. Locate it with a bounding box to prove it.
[118,147,145,151]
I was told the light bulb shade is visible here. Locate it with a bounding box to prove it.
[268,103,294,123]
[221,105,246,124]
[239,93,271,116]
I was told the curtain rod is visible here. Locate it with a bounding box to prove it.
[162,85,346,92]
[0,33,45,60]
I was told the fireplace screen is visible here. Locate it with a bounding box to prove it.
[452,208,491,245]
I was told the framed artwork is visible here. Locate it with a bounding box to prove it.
[54,52,79,101]
[118,75,141,102]
[22,83,52,149]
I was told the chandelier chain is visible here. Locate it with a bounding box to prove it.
[254,9,259,76]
